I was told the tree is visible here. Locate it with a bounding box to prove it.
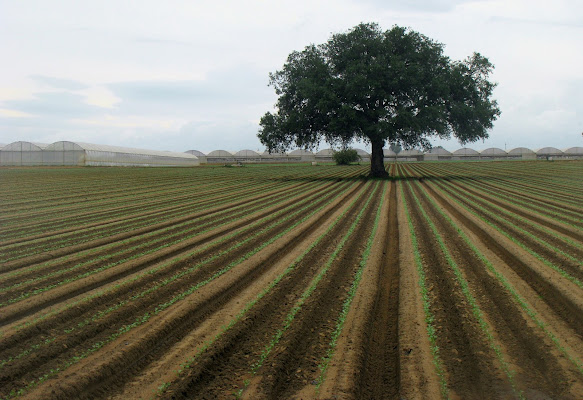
[258,23,500,177]
[333,148,361,165]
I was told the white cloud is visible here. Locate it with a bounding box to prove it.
[80,86,122,109]
[0,109,34,118]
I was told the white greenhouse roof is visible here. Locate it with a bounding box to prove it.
[234,150,260,157]
[426,146,451,155]
[564,146,583,154]
[508,147,535,155]
[354,148,370,156]
[43,141,197,159]
[3,141,49,151]
[383,149,397,156]
[480,147,507,155]
[185,150,206,156]
[316,148,334,156]
[261,150,287,157]
[400,149,423,156]
[453,148,480,155]
[207,150,233,157]
[536,147,563,155]
[289,149,314,155]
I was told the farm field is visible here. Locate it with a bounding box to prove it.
[0,161,582,399]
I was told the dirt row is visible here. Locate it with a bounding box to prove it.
[0,165,326,211]
[0,176,336,274]
[419,162,583,209]
[425,178,583,283]
[1,162,581,399]
[0,167,359,240]
[7,178,377,399]
[399,163,583,399]
[0,180,352,311]
[0,167,364,261]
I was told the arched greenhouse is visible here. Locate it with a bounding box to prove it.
[0,141,198,167]
[480,148,507,160]
[0,142,49,166]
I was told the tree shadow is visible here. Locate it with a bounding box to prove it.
[266,173,518,183]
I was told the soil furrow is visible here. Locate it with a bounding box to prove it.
[0,179,355,328]
[354,179,401,399]
[409,178,574,398]
[430,179,583,282]
[0,179,334,296]
[403,179,504,399]
[160,183,378,400]
[16,180,369,400]
[422,180,583,337]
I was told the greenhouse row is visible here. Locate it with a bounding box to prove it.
[1,141,582,166]
[190,146,583,163]
[0,141,199,167]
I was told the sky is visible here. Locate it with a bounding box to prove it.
[0,0,581,154]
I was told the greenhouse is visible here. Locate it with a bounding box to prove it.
[508,147,536,160]
[399,149,424,161]
[536,147,563,159]
[288,149,315,161]
[564,147,583,159]
[185,150,207,163]
[354,148,370,162]
[185,150,206,157]
[423,146,452,161]
[234,150,261,162]
[0,141,49,166]
[452,148,480,160]
[315,149,334,162]
[480,147,507,160]
[260,150,290,162]
[0,141,199,167]
[383,148,397,160]
[206,150,234,163]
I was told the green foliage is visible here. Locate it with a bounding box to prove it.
[332,148,361,165]
[259,22,500,176]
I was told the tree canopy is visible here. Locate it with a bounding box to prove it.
[258,22,500,177]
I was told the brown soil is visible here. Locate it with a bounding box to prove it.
[1,163,582,400]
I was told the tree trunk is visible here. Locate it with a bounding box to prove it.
[370,138,388,178]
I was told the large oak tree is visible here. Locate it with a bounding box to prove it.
[258,23,500,177]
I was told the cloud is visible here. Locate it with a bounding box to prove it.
[2,92,104,118]
[106,65,274,116]
[179,119,264,153]
[29,75,89,90]
[489,16,583,29]
[134,37,194,47]
[360,0,473,13]
[0,109,34,118]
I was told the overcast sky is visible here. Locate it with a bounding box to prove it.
[1,0,581,153]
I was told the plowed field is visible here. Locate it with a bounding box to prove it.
[1,161,582,399]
